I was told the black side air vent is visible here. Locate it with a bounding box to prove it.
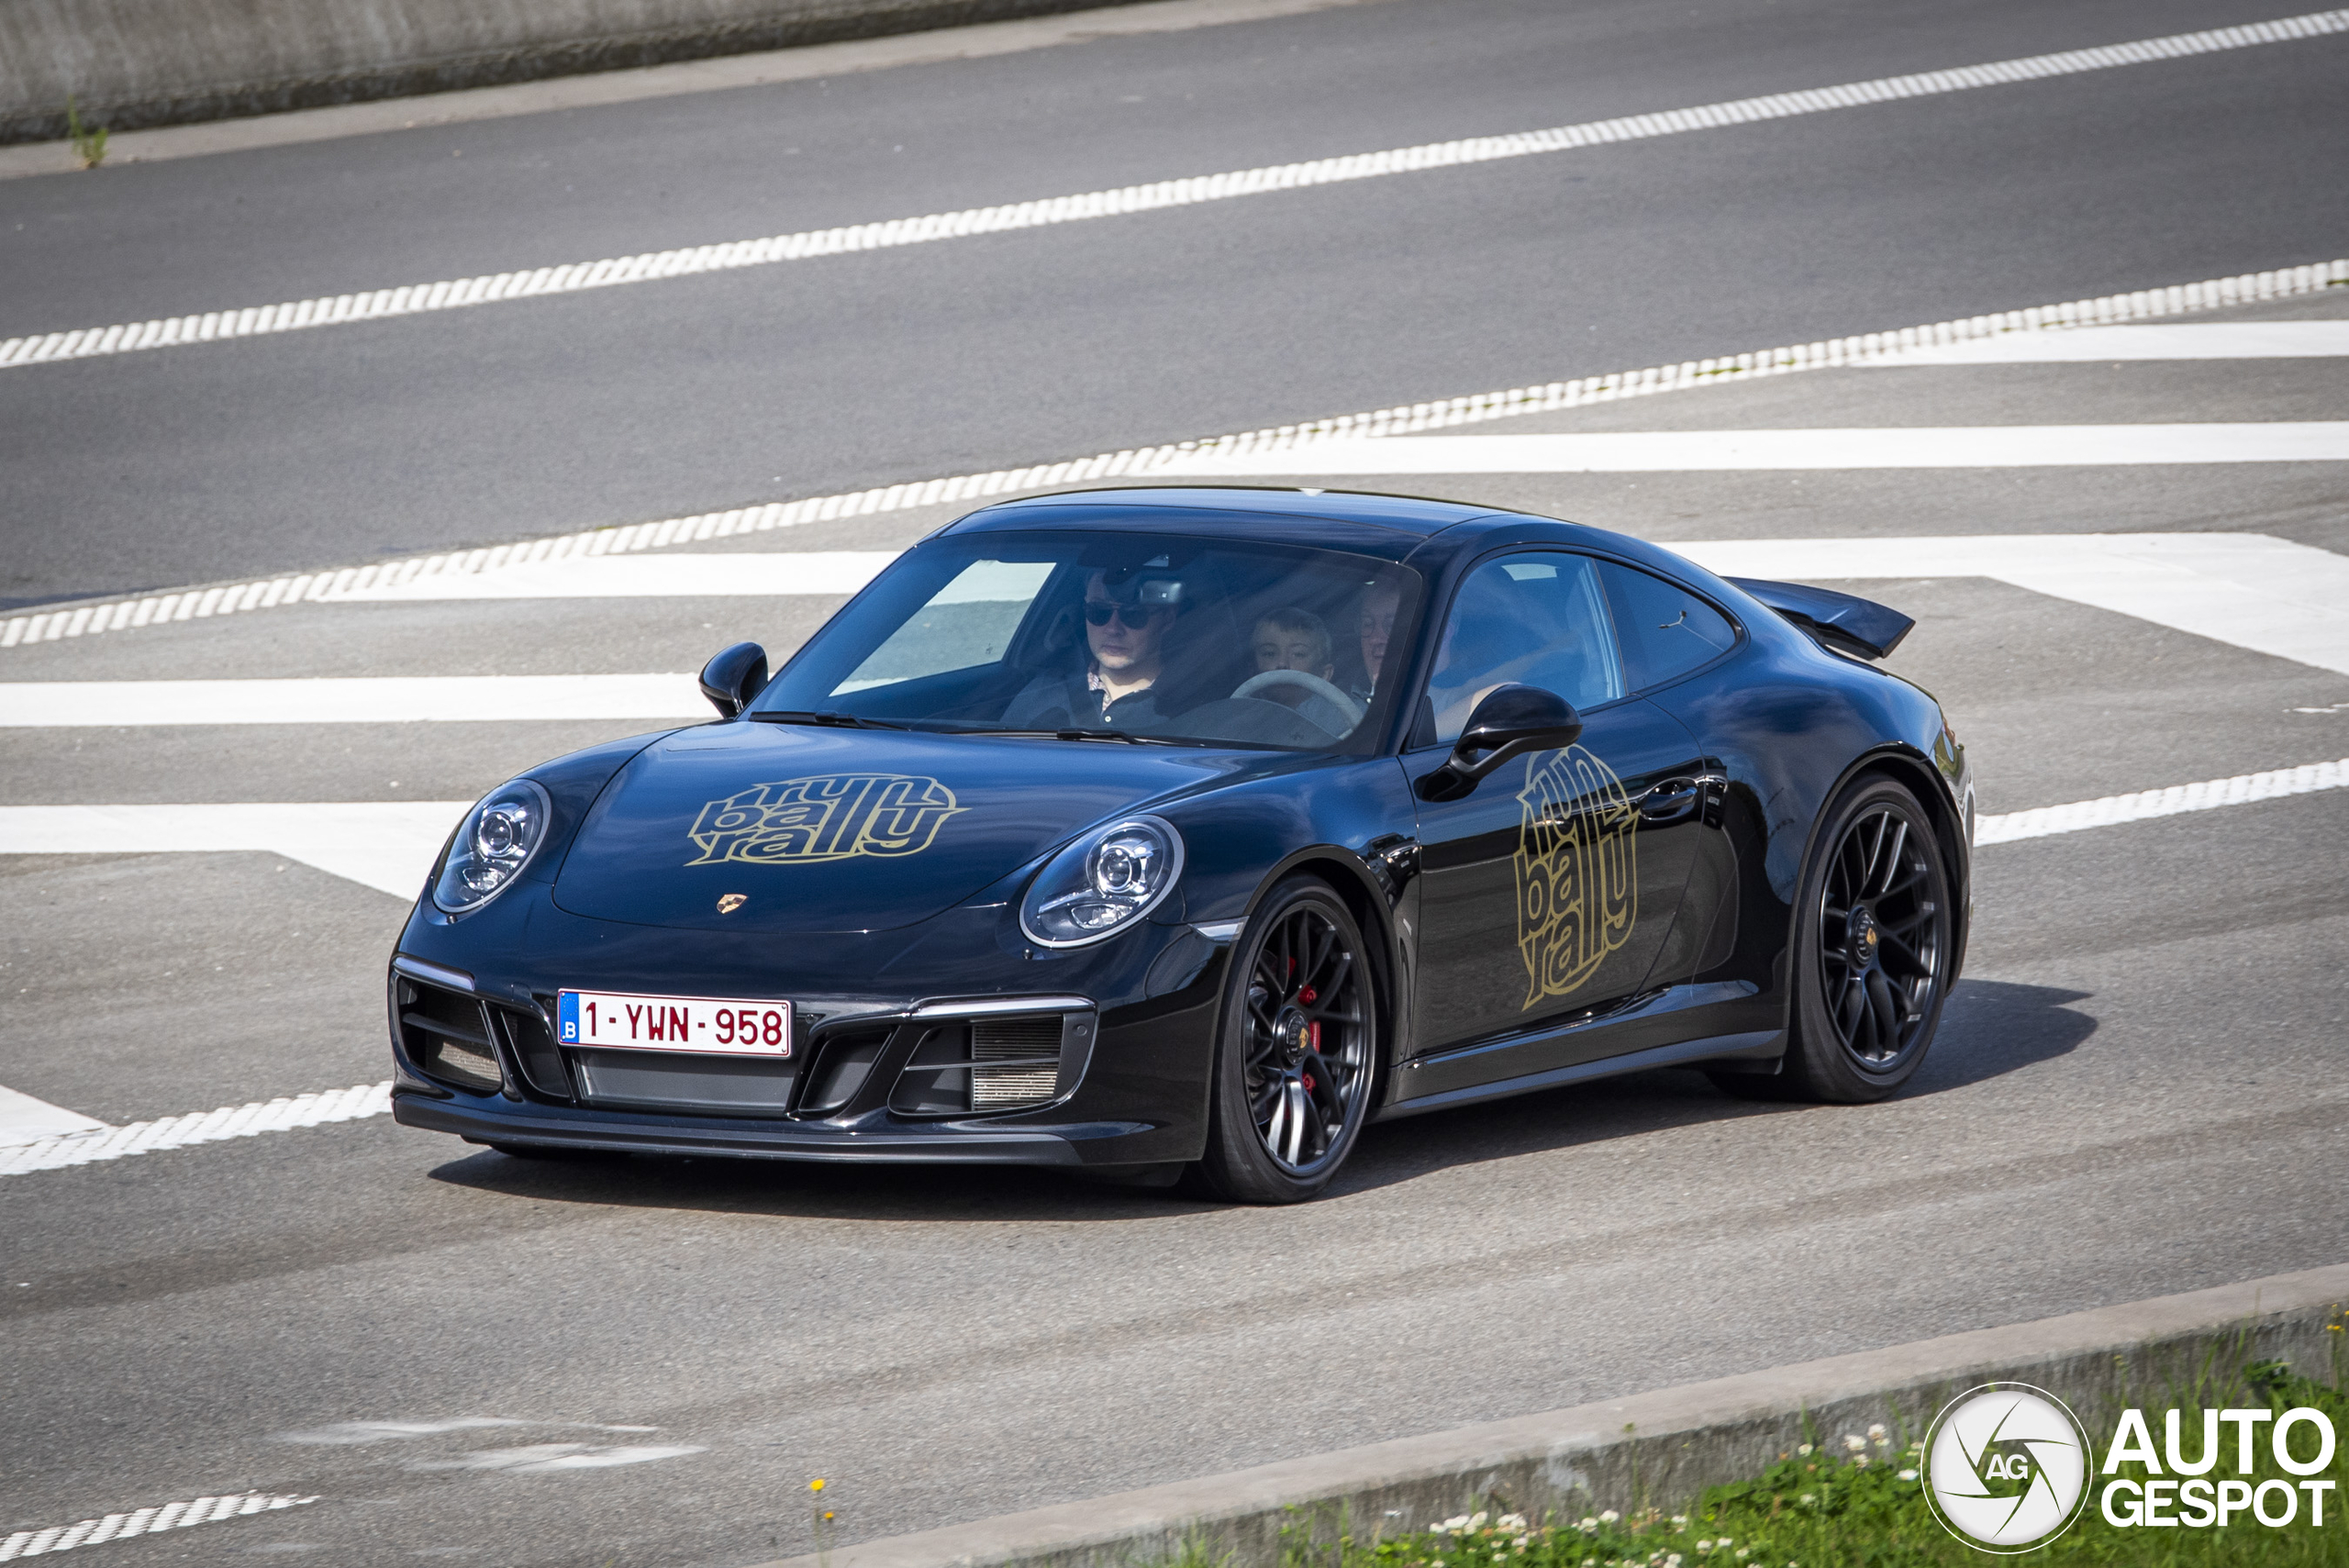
[395,976,503,1095]
[494,1002,573,1101]
[798,1024,894,1115]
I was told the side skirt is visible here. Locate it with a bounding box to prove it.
[1371,1029,1785,1122]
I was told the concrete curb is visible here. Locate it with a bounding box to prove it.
[0,0,1375,176]
[760,1262,2349,1568]
[1,0,1153,144]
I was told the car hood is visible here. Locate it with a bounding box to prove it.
[550,722,1258,933]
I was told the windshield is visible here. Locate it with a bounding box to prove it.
[754,531,1424,752]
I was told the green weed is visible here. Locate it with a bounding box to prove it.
[65,96,107,168]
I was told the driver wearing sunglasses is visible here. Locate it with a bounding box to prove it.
[1000,568,1181,729]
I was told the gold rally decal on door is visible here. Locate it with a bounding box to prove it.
[687,774,964,866]
[1512,747,1638,1008]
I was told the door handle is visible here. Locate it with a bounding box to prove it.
[1640,773,1724,823]
[1641,779,1701,822]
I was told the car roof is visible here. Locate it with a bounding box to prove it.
[944,486,1499,559]
[941,485,1706,581]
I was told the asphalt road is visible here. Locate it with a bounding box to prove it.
[4,2,2349,1564]
[4,0,2349,606]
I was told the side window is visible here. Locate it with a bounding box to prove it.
[1423,552,1625,746]
[1599,562,1737,692]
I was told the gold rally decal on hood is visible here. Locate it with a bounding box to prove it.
[688,774,963,866]
[1512,747,1638,1008]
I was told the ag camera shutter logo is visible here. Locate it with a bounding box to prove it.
[1922,1384,2092,1552]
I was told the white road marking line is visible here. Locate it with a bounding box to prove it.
[3,11,2340,373]
[409,1443,705,1473]
[0,673,712,727]
[1976,758,2349,844]
[336,550,898,601]
[0,1495,317,1560]
[0,801,468,895]
[275,1418,661,1445]
[0,1084,390,1178]
[1865,320,2349,362]
[1152,423,2349,473]
[0,1084,106,1148]
[278,1418,532,1444]
[7,257,2343,652]
[1674,533,2349,680]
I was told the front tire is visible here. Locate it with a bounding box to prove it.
[1753,774,1956,1104]
[1193,877,1378,1203]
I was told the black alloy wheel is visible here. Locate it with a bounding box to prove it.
[1718,775,1954,1104]
[1195,876,1377,1202]
[1820,799,1944,1069]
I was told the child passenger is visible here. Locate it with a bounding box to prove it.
[1251,606,1334,681]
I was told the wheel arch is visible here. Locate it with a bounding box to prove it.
[1239,848,1408,1080]
[1803,744,1971,987]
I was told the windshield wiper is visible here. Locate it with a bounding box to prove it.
[955,726,1175,745]
[750,709,911,730]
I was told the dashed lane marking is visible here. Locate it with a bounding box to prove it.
[1976,758,2349,844]
[0,1084,389,1178]
[6,258,2343,652]
[0,1494,317,1559]
[2,11,2341,373]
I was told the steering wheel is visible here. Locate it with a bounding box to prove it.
[1231,670,1367,733]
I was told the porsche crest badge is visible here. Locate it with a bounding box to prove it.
[716,893,749,914]
[688,774,963,867]
[1511,746,1638,1009]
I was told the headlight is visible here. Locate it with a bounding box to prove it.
[432,779,553,914]
[1019,816,1185,949]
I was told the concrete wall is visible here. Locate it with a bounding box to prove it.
[0,0,1148,142]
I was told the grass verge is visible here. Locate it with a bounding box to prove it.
[1258,1327,2349,1568]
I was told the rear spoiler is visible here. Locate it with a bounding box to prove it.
[1728,578,1915,662]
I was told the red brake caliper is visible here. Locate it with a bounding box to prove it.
[1297,984,1320,1088]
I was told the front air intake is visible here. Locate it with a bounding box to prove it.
[886,1006,1085,1117]
[970,1015,1063,1108]
[395,976,503,1094]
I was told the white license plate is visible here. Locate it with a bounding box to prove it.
[556,990,793,1057]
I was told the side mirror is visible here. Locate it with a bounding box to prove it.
[698,641,770,717]
[1417,684,1583,801]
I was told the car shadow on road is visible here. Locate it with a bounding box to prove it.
[425,978,2094,1218]
[1334,978,2095,1195]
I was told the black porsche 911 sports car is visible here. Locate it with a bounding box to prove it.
[389,487,1972,1202]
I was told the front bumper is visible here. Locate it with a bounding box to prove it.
[394,1090,1120,1165]
[386,902,1231,1169]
